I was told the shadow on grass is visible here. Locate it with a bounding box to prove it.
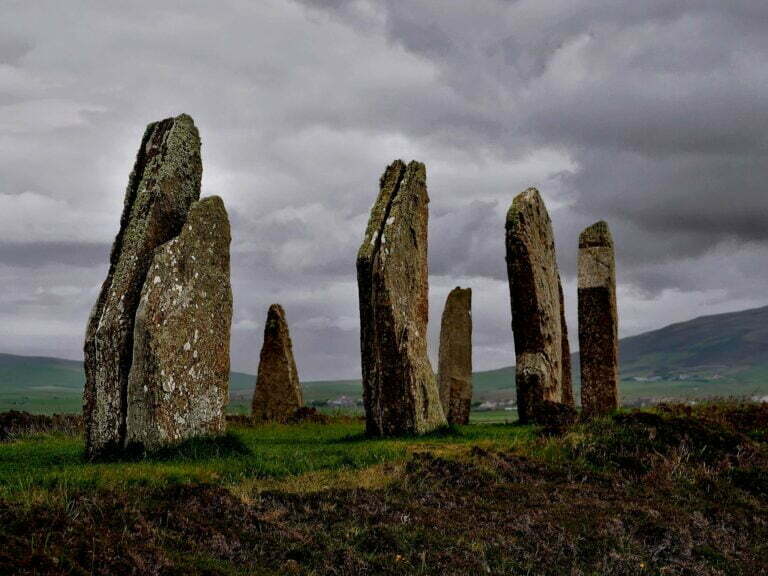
[92,432,252,463]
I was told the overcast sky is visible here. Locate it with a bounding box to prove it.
[1,1,767,379]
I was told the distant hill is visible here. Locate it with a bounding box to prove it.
[620,305,768,376]
[2,304,768,414]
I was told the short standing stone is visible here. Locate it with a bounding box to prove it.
[251,304,303,423]
[125,196,232,450]
[437,287,472,425]
[357,160,446,436]
[83,114,202,458]
[505,188,567,423]
[578,221,619,417]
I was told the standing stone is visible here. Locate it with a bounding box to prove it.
[125,196,232,450]
[357,160,446,436]
[505,188,567,423]
[437,287,473,425]
[251,304,303,423]
[578,221,619,417]
[559,279,575,408]
[84,114,202,458]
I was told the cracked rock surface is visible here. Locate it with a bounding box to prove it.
[357,160,446,436]
[84,114,202,458]
[505,188,569,424]
[126,196,232,451]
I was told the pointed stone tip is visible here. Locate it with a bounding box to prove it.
[579,220,613,248]
[268,303,286,319]
[506,187,544,223]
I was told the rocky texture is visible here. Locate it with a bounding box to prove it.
[251,304,303,423]
[125,196,232,450]
[505,188,568,423]
[84,114,202,458]
[437,287,473,425]
[578,221,619,418]
[559,280,575,408]
[357,160,446,436]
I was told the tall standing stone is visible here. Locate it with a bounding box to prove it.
[559,279,575,408]
[251,304,303,423]
[357,160,446,436]
[437,287,472,425]
[125,196,232,450]
[505,188,567,423]
[84,114,202,458]
[578,221,619,417]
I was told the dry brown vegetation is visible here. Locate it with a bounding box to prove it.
[1,403,767,575]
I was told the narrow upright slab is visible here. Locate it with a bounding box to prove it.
[126,196,232,450]
[83,114,202,457]
[505,188,566,423]
[437,287,473,425]
[252,304,303,423]
[578,221,619,417]
[559,279,575,408]
[357,160,446,436]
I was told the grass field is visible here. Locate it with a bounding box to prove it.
[0,420,535,503]
[2,403,767,574]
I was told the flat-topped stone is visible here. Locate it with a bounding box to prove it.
[578,221,619,417]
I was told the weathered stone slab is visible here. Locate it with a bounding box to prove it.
[126,196,232,450]
[251,304,303,423]
[505,188,566,423]
[357,160,446,436]
[559,279,575,408]
[578,221,619,417]
[84,114,202,458]
[437,287,472,425]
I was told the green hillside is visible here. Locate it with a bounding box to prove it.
[2,304,768,414]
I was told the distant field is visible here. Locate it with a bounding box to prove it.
[5,301,768,417]
[3,358,768,417]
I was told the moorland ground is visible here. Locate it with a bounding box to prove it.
[1,403,767,575]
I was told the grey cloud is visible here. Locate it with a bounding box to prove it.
[0,242,109,268]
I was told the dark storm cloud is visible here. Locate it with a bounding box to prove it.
[1,0,767,377]
[304,0,768,283]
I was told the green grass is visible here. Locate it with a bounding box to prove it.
[0,420,535,503]
[2,403,767,574]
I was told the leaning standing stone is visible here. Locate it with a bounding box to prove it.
[356,160,446,436]
[578,221,619,417]
[126,196,232,450]
[83,114,202,458]
[505,188,566,423]
[251,304,303,423]
[437,287,473,425]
